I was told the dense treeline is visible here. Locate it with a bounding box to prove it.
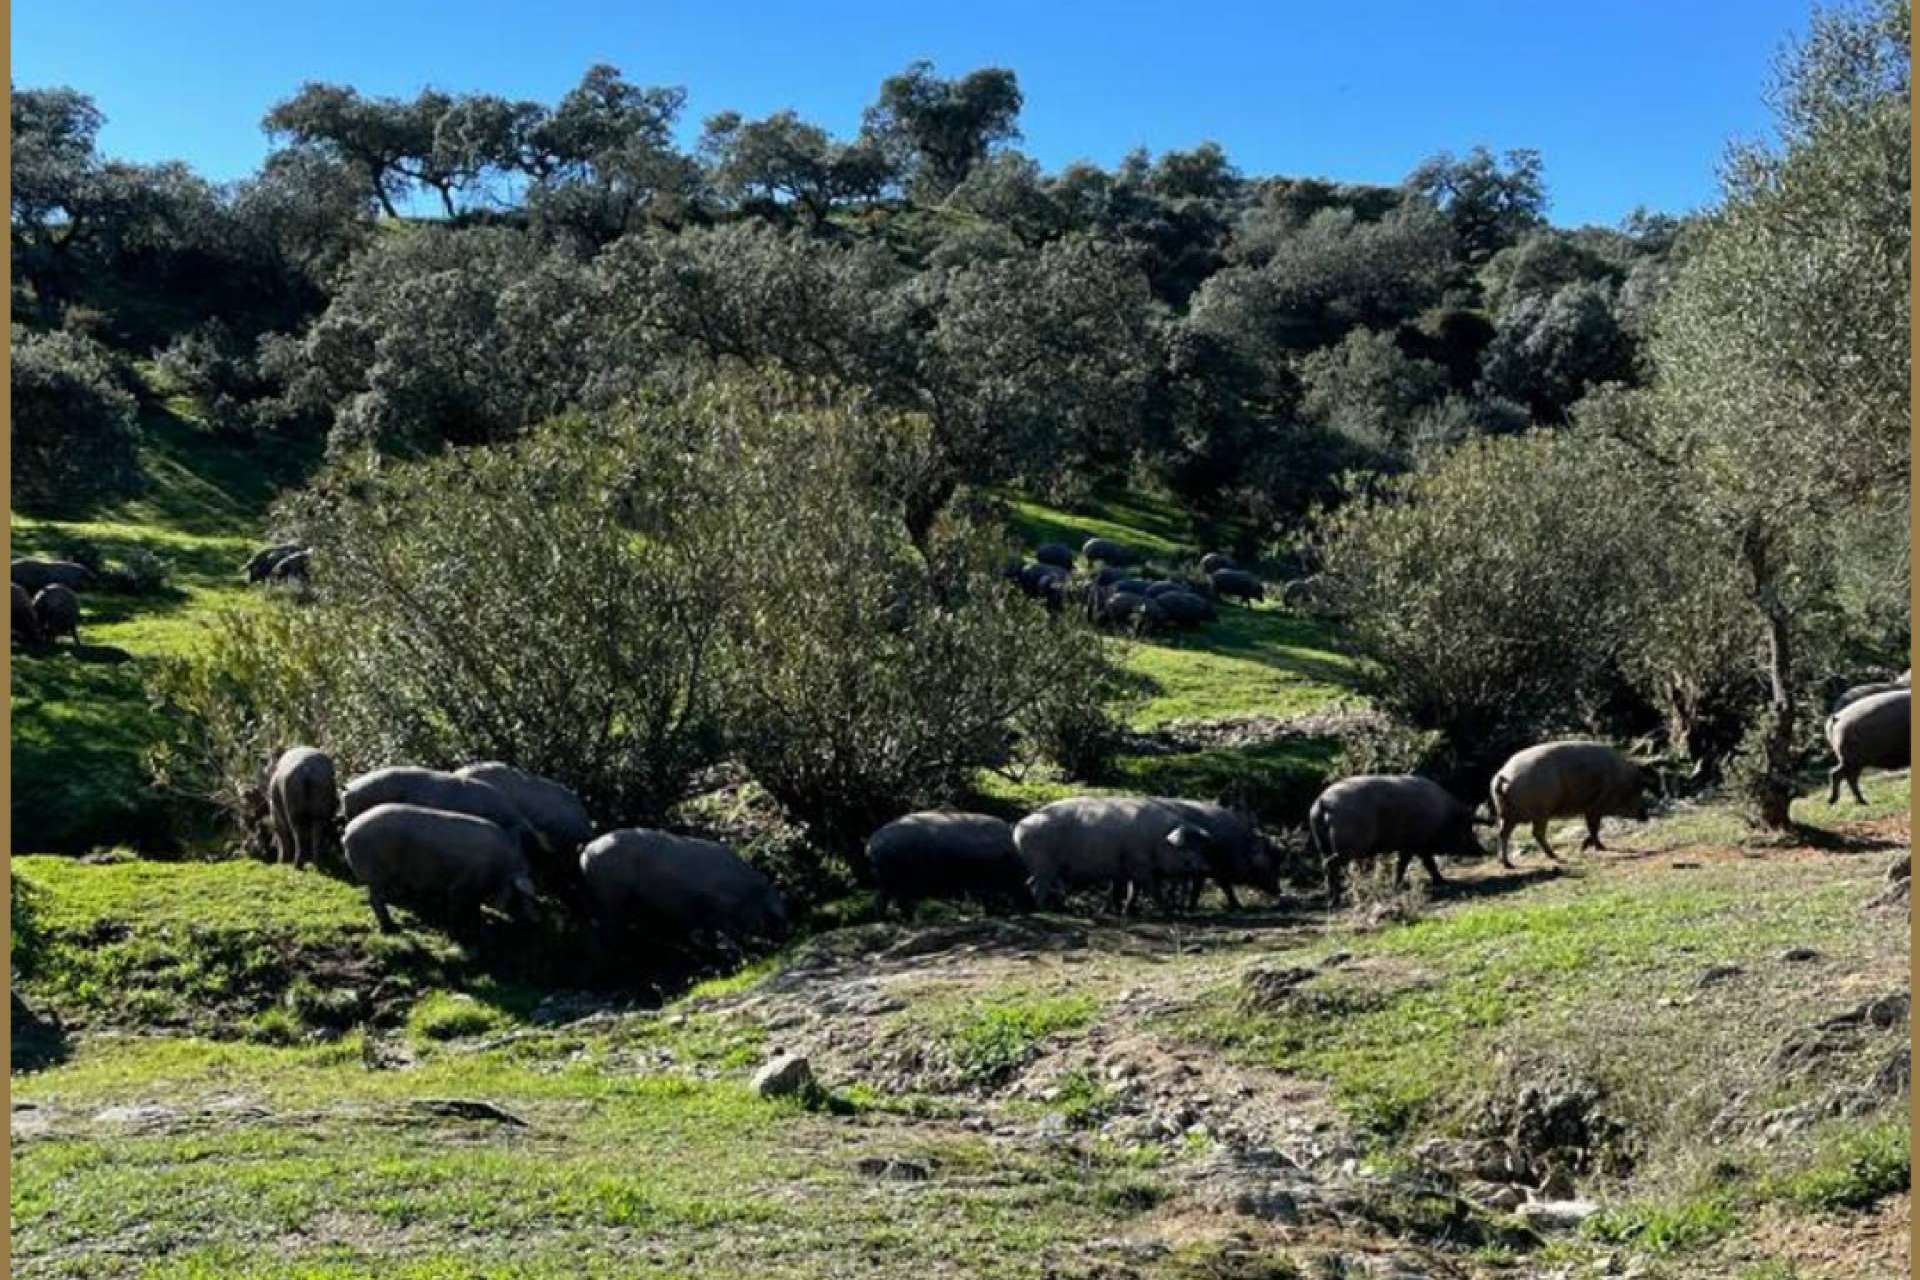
[11,56,1670,545]
[13,0,1909,862]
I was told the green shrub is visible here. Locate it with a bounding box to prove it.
[101,547,173,595]
[152,320,275,433]
[712,385,1121,860]
[11,329,142,513]
[1320,429,1730,768]
[1765,1121,1910,1212]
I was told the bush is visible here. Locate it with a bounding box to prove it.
[1319,430,1678,769]
[152,320,276,434]
[1016,672,1130,782]
[1330,717,1454,783]
[282,407,734,825]
[718,388,1122,863]
[100,548,172,595]
[148,606,345,855]
[154,377,1122,886]
[11,329,142,513]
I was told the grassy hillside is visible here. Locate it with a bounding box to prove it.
[9,388,314,851]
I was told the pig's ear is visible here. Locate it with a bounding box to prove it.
[1167,824,1214,850]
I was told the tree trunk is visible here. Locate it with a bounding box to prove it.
[1742,525,1798,829]
[1755,605,1797,828]
[903,470,959,563]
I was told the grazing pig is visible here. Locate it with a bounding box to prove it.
[268,746,338,869]
[1210,568,1265,605]
[341,766,540,853]
[1143,581,1185,599]
[866,812,1031,914]
[31,585,80,645]
[455,762,593,855]
[1112,577,1155,597]
[243,542,304,583]
[1093,566,1127,588]
[579,829,788,947]
[1309,775,1484,900]
[1100,591,1168,632]
[1831,680,1907,715]
[269,550,312,583]
[1018,562,1067,597]
[1034,543,1076,570]
[1827,689,1910,805]
[1153,799,1282,909]
[343,802,537,933]
[1281,576,1327,609]
[1489,741,1653,865]
[1200,552,1236,575]
[1013,796,1218,912]
[12,559,93,593]
[1082,537,1139,566]
[12,584,42,647]
[1155,590,1216,627]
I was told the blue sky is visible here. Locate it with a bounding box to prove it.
[16,0,1812,227]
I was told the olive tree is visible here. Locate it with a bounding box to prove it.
[1640,0,1908,825]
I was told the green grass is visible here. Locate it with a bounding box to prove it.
[405,992,514,1044]
[11,855,461,1040]
[1172,781,1910,1140]
[1004,489,1202,563]
[1584,1194,1742,1255]
[12,1021,1168,1280]
[920,988,1099,1087]
[1117,606,1365,728]
[1761,1118,1910,1212]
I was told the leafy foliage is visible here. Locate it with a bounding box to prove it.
[10,328,142,512]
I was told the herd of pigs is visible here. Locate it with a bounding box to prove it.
[1006,537,1275,630]
[18,535,1912,951]
[256,523,1911,946]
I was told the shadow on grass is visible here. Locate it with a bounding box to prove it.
[1131,604,1363,690]
[1433,865,1567,901]
[1790,821,1907,854]
[10,993,71,1073]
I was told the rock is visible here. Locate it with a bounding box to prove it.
[1695,963,1742,988]
[92,1103,179,1128]
[1517,1199,1601,1230]
[753,1054,815,1099]
[1778,946,1819,962]
[1538,1164,1576,1199]
[1242,965,1318,1009]
[1232,1185,1302,1223]
[1476,1182,1527,1211]
[408,1098,527,1126]
[855,1156,932,1182]
[1035,1111,1070,1139]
